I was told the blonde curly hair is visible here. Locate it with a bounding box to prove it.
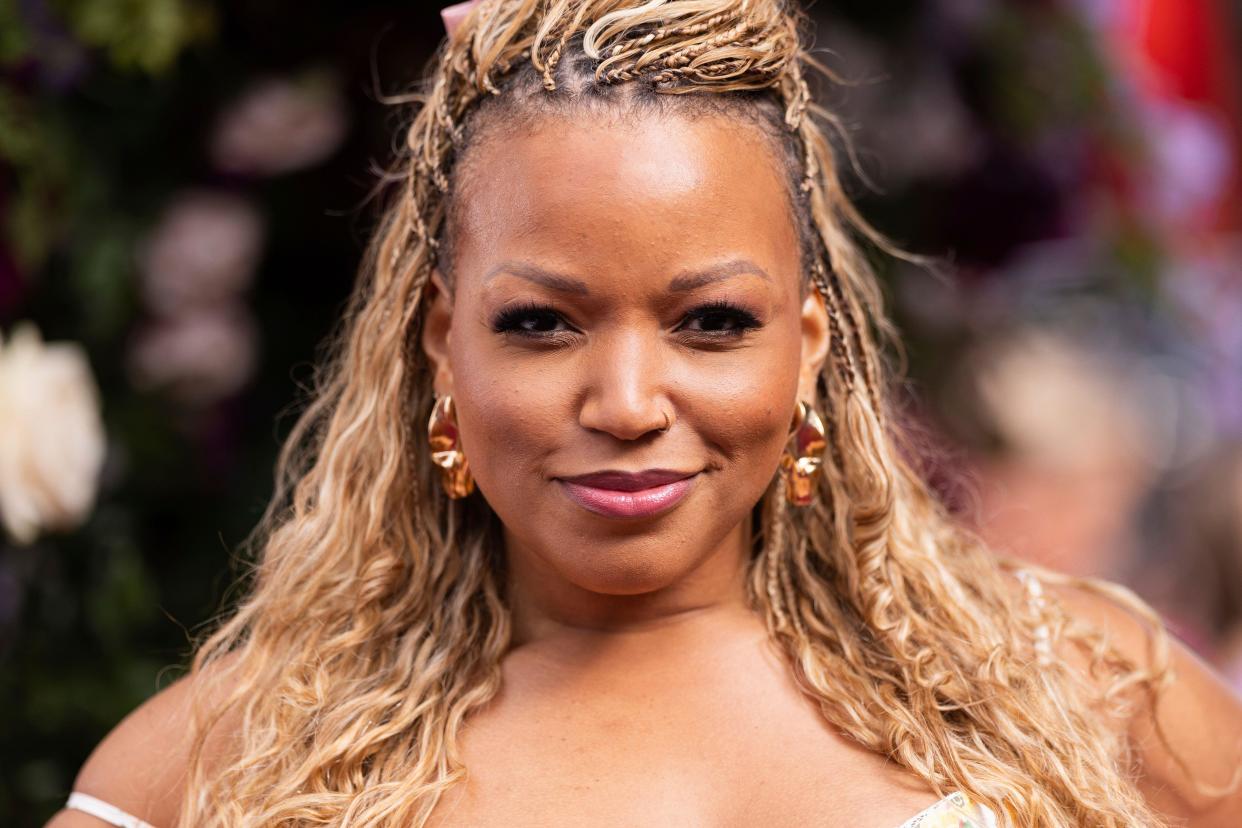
[177,1,1186,824]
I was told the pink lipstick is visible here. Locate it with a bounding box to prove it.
[557,469,698,519]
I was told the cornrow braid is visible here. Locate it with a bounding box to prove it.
[760,482,792,633]
[534,0,594,89]
[824,262,882,417]
[812,260,856,392]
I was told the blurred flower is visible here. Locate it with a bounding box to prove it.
[960,328,1165,577]
[1139,99,1235,230]
[209,70,348,177]
[137,190,263,317]
[0,322,106,545]
[971,329,1151,471]
[126,304,258,405]
[1163,237,1242,434]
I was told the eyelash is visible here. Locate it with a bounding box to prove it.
[490,301,568,338]
[490,300,763,342]
[683,300,764,336]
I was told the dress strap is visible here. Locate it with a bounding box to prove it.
[64,792,158,828]
[897,791,1002,827]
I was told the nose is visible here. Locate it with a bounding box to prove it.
[578,327,672,441]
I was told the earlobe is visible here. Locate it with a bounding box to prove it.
[420,269,455,397]
[798,286,830,405]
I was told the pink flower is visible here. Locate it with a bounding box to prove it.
[210,70,348,177]
[126,304,259,406]
[137,190,264,317]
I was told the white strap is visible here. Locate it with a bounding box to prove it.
[65,792,158,828]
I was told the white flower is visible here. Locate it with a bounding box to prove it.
[0,322,107,545]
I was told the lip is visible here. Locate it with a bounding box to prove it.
[556,468,699,519]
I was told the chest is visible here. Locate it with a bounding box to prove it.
[425,640,942,827]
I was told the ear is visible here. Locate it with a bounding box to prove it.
[420,268,455,397]
[798,286,830,407]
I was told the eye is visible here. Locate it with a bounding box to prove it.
[491,301,573,337]
[679,300,763,337]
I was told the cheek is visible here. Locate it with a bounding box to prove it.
[448,344,559,477]
[683,355,796,442]
[672,336,802,490]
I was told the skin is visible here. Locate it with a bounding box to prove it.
[49,113,1242,828]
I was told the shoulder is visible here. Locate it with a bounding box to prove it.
[45,653,244,828]
[1010,568,1242,827]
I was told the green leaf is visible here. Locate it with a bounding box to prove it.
[54,0,216,75]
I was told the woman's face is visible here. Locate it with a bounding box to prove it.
[422,111,828,601]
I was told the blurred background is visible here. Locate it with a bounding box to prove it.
[1,0,1239,822]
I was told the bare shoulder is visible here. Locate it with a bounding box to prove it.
[44,652,244,828]
[1014,569,1242,827]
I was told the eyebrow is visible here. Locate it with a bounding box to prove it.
[483,261,590,294]
[483,257,771,294]
[668,258,771,292]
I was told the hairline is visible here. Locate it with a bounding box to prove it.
[435,70,816,300]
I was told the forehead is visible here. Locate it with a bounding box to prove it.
[449,112,802,290]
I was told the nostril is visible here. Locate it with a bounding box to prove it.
[578,403,674,441]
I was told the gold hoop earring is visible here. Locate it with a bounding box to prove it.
[780,400,826,506]
[428,394,474,499]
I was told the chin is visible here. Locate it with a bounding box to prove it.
[568,551,687,595]
[542,512,719,596]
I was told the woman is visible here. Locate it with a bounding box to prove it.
[50,0,1242,825]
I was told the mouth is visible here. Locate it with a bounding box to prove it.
[555,468,699,519]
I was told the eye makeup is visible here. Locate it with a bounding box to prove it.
[677,299,762,336]
[490,300,568,335]
[489,299,765,344]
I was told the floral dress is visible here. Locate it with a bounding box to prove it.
[898,792,1003,828]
